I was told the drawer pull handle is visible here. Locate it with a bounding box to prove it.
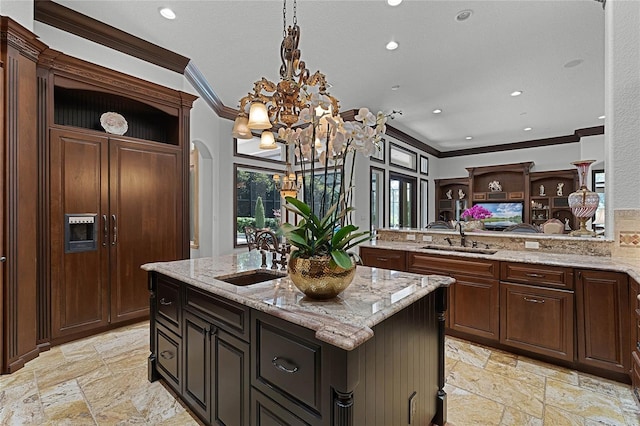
[524,297,545,304]
[160,350,174,360]
[376,257,388,261]
[272,356,299,374]
[159,298,172,306]
[525,273,545,278]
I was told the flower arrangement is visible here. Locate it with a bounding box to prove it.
[461,204,493,220]
[279,97,387,269]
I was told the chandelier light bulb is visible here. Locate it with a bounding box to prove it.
[259,131,277,149]
[247,102,272,130]
[231,115,252,139]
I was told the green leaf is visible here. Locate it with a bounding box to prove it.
[285,197,311,217]
[330,249,353,269]
[331,224,357,247]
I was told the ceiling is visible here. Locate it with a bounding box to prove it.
[49,0,605,152]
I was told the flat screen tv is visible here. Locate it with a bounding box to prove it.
[473,202,524,230]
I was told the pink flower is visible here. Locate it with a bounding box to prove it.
[461,205,493,220]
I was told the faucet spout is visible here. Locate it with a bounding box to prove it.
[455,221,466,247]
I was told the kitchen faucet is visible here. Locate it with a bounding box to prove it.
[455,221,466,247]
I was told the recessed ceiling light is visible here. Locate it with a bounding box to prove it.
[387,0,403,6]
[159,7,176,20]
[391,85,400,91]
[432,109,442,114]
[524,127,532,131]
[465,136,473,140]
[598,115,605,119]
[510,90,523,97]
[455,10,473,22]
[386,41,399,51]
[564,59,584,68]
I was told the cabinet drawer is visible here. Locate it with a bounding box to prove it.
[501,262,573,289]
[156,276,181,334]
[155,323,181,391]
[500,282,574,362]
[633,352,640,403]
[254,318,322,414]
[252,389,310,426]
[186,287,248,340]
[359,247,406,271]
[407,252,499,279]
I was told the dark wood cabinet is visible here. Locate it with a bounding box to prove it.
[529,169,578,229]
[1,17,47,373]
[359,246,406,271]
[576,269,630,376]
[149,271,448,426]
[631,278,640,402]
[49,129,184,340]
[434,177,469,222]
[500,282,574,361]
[407,252,500,340]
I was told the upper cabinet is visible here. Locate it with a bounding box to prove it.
[466,162,533,204]
[434,177,469,222]
[529,169,579,229]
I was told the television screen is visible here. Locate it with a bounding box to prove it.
[474,202,523,230]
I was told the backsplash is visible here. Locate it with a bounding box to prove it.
[613,209,640,259]
[375,228,613,257]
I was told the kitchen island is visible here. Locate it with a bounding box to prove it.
[142,250,454,426]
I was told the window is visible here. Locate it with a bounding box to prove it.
[297,167,343,218]
[234,164,282,247]
[370,167,385,231]
[592,169,605,233]
[420,179,429,228]
[389,172,417,228]
[389,143,417,171]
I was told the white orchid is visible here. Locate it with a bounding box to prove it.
[355,107,376,126]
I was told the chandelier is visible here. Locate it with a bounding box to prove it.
[274,161,302,198]
[231,0,340,145]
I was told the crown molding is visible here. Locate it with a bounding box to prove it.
[34,0,189,73]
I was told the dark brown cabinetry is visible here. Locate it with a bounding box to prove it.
[149,271,448,426]
[359,246,406,271]
[40,50,196,344]
[1,17,47,373]
[499,262,575,361]
[434,177,469,222]
[407,252,500,340]
[529,170,578,229]
[630,278,640,402]
[576,269,630,376]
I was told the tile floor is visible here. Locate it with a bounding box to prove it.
[0,321,638,425]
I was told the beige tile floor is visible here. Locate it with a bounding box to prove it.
[0,321,638,425]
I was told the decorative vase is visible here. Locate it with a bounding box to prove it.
[567,160,599,237]
[287,255,356,299]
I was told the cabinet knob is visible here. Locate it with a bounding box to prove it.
[0,256,6,262]
[159,298,172,306]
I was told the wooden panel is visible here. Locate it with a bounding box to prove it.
[186,287,248,340]
[576,269,630,374]
[183,311,211,423]
[155,322,181,392]
[156,275,181,335]
[49,129,109,339]
[352,292,440,425]
[407,252,499,279]
[501,262,573,290]
[449,275,499,340]
[252,389,311,426]
[632,351,640,404]
[109,138,183,323]
[500,282,574,361]
[214,330,250,426]
[359,247,406,271]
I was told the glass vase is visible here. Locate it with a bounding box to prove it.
[567,160,599,237]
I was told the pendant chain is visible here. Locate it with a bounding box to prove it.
[283,0,298,37]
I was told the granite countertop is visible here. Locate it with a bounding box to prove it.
[363,240,640,282]
[142,250,454,351]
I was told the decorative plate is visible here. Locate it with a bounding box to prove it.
[100,112,128,135]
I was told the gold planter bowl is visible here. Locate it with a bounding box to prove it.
[287,256,356,300]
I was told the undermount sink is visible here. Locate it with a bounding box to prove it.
[421,245,498,255]
[215,269,287,286]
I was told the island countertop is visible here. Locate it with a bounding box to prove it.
[142,250,454,351]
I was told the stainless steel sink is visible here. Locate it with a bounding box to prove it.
[421,245,497,255]
[215,270,287,286]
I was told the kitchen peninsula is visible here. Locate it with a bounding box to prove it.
[361,227,640,389]
[142,250,454,426]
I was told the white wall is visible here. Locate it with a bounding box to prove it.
[1,0,34,31]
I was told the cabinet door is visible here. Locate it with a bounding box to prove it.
[214,330,250,426]
[449,274,499,341]
[49,129,110,339]
[576,269,630,374]
[109,139,183,323]
[183,311,212,422]
[500,282,574,361]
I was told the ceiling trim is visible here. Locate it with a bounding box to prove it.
[439,126,604,158]
[33,0,190,73]
[33,1,605,160]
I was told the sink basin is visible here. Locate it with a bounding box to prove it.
[215,270,287,286]
[421,245,497,255]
